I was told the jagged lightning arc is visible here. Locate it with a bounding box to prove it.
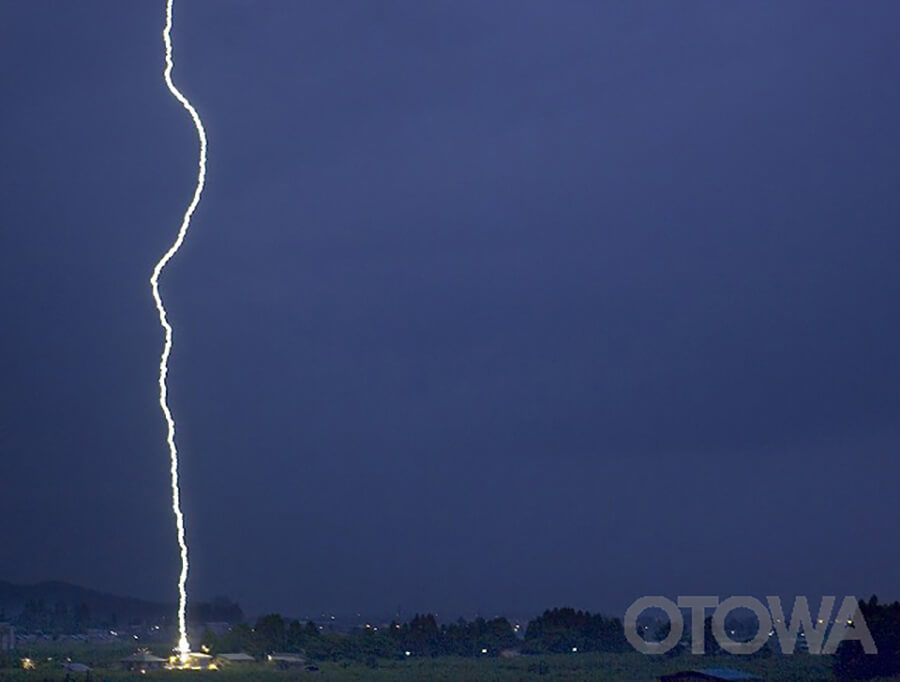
[151,0,208,659]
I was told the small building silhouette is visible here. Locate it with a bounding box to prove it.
[121,651,167,671]
[64,662,91,673]
[216,652,255,665]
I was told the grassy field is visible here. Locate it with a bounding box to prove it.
[0,651,841,682]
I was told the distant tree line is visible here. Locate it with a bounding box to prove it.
[14,592,900,679]
[15,599,95,633]
[200,607,627,663]
[523,608,628,654]
[197,596,900,678]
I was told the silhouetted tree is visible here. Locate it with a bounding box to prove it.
[524,607,626,653]
[400,613,441,656]
[835,596,900,680]
[255,613,287,652]
[217,622,263,656]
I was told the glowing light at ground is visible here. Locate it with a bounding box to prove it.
[151,0,208,659]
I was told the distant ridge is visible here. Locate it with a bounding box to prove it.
[0,580,243,626]
[0,579,171,624]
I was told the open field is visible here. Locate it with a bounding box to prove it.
[0,651,843,682]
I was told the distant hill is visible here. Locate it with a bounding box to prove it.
[0,580,171,626]
[0,580,243,628]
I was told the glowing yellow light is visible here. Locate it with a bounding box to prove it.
[153,0,209,659]
[21,658,35,670]
[201,645,210,653]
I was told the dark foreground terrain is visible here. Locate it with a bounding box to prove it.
[0,651,839,682]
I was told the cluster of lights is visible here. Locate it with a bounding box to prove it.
[166,652,217,671]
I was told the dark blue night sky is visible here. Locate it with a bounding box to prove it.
[1,1,899,620]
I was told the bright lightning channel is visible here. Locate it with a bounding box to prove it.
[151,0,208,660]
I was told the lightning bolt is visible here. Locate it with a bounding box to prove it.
[151,0,208,659]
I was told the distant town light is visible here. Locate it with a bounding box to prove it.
[21,658,35,670]
[404,651,411,657]
[571,647,578,653]
[481,648,488,654]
